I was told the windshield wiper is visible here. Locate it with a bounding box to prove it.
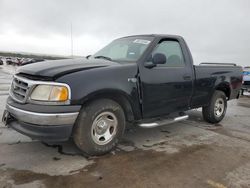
[94,55,113,61]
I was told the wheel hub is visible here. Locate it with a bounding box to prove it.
[96,120,108,134]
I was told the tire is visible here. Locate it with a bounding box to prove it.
[202,90,227,124]
[73,99,126,156]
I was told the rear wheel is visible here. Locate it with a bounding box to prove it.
[202,90,227,124]
[73,99,126,156]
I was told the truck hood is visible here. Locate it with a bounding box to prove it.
[16,58,119,79]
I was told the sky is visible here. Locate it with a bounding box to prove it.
[0,0,250,66]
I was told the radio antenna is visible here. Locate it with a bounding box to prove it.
[71,22,73,57]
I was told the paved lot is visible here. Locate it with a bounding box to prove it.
[0,65,250,188]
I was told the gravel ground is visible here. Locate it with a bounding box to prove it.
[0,65,250,188]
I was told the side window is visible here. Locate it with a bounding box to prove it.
[151,40,185,67]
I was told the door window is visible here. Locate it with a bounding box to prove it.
[151,40,185,67]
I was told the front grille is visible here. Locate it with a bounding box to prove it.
[10,76,29,103]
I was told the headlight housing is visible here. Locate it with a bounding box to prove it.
[30,84,69,102]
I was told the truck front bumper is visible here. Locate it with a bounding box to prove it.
[3,103,80,142]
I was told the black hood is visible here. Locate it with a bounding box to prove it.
[17,58,119,79]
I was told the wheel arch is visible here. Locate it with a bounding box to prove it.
[79,89,141,122]
[214,82,231,100]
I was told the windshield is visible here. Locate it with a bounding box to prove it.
[93,36,154,62]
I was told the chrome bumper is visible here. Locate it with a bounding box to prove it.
[6,104,79,126]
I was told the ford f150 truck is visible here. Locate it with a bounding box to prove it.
[2,34,242,155]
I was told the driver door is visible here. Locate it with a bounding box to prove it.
[139,39,193,118]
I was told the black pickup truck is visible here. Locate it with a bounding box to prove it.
[2,34,242,155]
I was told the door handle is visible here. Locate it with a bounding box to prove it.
[183,75,192,80]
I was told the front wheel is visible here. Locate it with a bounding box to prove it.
[73,99,126,156]
[202,90,227,124]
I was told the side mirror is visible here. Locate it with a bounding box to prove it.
[152,53,166,65]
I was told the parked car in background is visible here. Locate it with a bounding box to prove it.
[6,57,13,65]
[3,57,45,66]
[15,58,22,66]
[241,67,250,95]
[0,58,3,65]
[20,58,44,66]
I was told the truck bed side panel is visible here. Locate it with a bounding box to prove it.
[191,65,242,108]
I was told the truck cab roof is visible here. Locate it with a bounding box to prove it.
[121,34,184,40]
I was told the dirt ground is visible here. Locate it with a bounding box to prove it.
[0,65,250,188]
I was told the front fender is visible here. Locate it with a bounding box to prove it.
[56,63,141,120]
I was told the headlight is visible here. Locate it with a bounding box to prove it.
[30,85,69,102]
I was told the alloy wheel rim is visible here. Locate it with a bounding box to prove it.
[91,111,118,145]
[214,98,225,117]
